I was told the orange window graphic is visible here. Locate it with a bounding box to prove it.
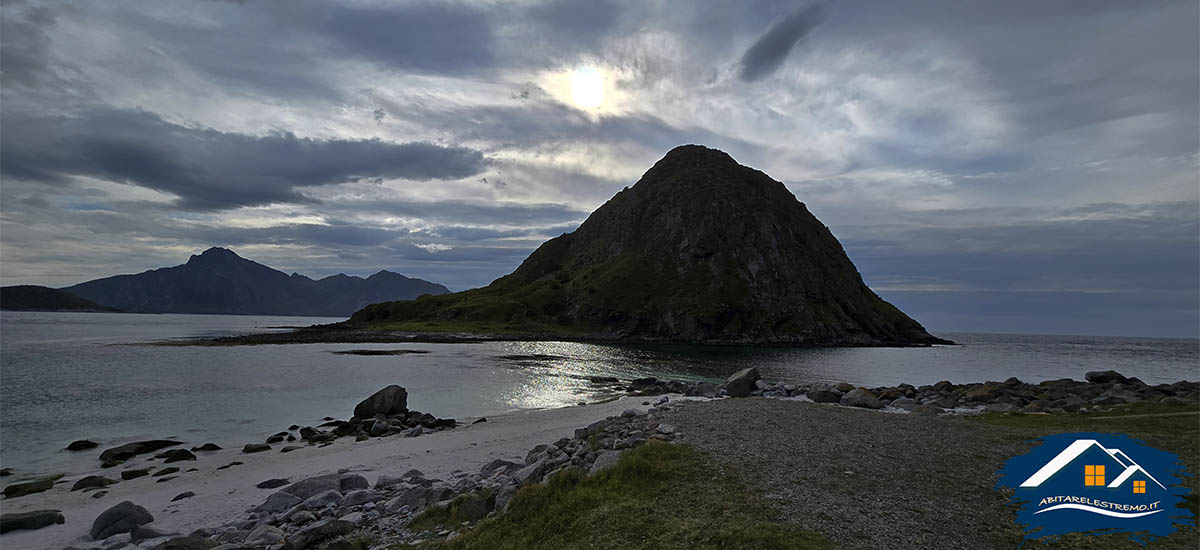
[1084,465,1106,486]
[1133,480,1146,494]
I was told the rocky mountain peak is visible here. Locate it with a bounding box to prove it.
[353,145,948,346]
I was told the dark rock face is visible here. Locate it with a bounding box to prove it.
[67,440,100,451]
[352,145,947,346]
[723,368,761,398]
[62,247,449,316]
[354,385,408,418]
[99,440,182,468]
[90,501,154,539]
[0,510,65,534]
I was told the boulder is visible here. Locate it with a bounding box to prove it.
[152,467,179,477]
[1093,389,1139,406]
[808,390,841,404]
[121,468,152,480]
[90,500,154,540]
[245,524,285,546]
[369,419,389,436]
[1086,370,1130,384]
[242,443,271,453]
[394,485,432,509]
[723,368,761,398]
[283,519,353,550]
[302,489,344,510]
[514,459,549,485]
[343,489,379,507]
[339,474,369,491]
[480,459,523,477]
[0,510,65,534]
[190,443,221,452]
[963,383,1005,403]
[589,451,621,474]
[67,440,99,451]
[3,475,60,498]
[686,382,719,397]
[353,385,408,418]
[99,440,183,467]
[130,525,175,542]
[256,478,289,489]
[171,491,195,502]
[257,491,302,514]
[984,403,1020,413]
[281,445,303,453]
[71,475,118,491]
[839,388,883,410]
[159,449,197,464]
[279,474,340,499]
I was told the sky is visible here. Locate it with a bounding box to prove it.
[1,0,1197,338]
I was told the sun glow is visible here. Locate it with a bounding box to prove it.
[570,67,605,110]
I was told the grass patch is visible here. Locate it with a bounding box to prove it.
[409,488,495,532]
[973,400,1199,549]
[414,441,830,550]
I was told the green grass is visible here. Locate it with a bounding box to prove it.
[408,440,831,550]
[972,400,1199,549]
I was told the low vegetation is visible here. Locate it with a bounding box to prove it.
[408,440,831,550]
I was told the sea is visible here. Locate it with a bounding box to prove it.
[1,311,1196,478]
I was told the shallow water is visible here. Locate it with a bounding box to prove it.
[1,311,1195,477]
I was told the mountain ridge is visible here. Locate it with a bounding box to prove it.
[60,247,450,317]
[352,145,949,346]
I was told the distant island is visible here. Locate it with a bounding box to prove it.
[0,285,119,312]
[2,248,450,317]
[350,145,949,347]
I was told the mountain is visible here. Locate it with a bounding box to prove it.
[61,248,450,317]
[352,145,949,346]
[0,285,119,312]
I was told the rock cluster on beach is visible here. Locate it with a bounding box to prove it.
[626,368,1199,415]
[40,393,678,549]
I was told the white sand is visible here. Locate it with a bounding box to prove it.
[1,396,662,550]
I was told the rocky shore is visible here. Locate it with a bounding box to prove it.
[1,369,1195,549]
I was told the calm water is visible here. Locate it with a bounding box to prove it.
[1,311,1196,477]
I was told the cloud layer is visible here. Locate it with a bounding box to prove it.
[1,0,1196,337]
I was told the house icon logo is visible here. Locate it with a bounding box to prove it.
[996,432,1193,544]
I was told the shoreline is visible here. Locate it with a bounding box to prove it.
[145,324,954,348]
[0,395,670,550]
[3,371,1195,549]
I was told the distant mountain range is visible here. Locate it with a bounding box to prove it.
[0,285,118,312]
[1,247,450,317]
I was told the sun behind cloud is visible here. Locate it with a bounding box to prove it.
[570,66,605,110]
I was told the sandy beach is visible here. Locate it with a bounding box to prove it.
[1,396,665,550]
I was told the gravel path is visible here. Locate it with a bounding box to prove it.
[663,398,1032,549]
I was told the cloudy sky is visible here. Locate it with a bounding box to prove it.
[1,0,1196,337]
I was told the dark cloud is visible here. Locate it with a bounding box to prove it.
[315,2,496,74]
[738,2,828,81]
[0,109,488,210]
